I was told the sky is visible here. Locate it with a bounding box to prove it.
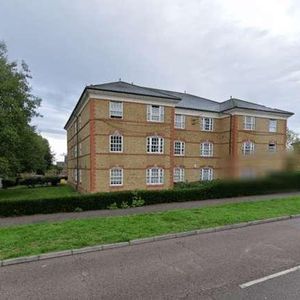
[0,0,299,161]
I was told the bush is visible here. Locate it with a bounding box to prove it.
[1,172,300,217]
[2,179,16,189]
[19,176,63,187]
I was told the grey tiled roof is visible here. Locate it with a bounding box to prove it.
[87,81,293,115]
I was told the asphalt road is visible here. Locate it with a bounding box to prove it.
[1,218,300,299]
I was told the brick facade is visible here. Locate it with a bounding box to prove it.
[65,83,292,193]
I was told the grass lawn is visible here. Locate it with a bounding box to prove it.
[0,185,78,201]
[0,196,300,260]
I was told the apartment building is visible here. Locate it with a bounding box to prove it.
[64,81,293,193]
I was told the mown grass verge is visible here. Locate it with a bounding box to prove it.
[0,196,299,260]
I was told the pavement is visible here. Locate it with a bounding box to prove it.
[1,191,300,227]
[1,218,300,299]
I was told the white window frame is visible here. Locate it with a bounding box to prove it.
[202,117,213,131]
[174,114,185,129]
[269,119,277,132]
[74,145,77,158]
[173,167,185,182]
[174,141,185,156]
[146,167,164,185]
[147,136,164,154]
[74,169,77,182]
[268,142,277,153]
[74,121,77,134]
[79,142,82,156]
[79,169,82,183]
[200,142,213,157]
[147,105,164,122]
[110,168,123,186]
[200,167,214,181]
[109,101,123,119]
[242,141,255,155]
[110,134,123,152]
[78,115,82,129]
[244,116,255,130]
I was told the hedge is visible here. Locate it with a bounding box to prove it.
[0,172,300,217]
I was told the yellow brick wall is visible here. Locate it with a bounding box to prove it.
[66,96,289,193]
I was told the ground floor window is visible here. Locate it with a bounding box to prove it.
[146,167,164,185]
[200,167,213,181]
[110,168,123,186]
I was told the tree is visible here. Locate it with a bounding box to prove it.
[287,128,300,150]
[0,41,52,177]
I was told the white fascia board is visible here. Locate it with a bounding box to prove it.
[175,108,228,119]
[226,108,290,120]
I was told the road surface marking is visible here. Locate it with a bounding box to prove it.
[240,265,300,289]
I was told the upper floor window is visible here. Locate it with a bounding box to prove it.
[175,114,185,129]
[79,169,82,183]
[109,101,123,119]
[200,167,213,181]
[174,141,185,156]
[110,167,123,186]
[78,115,82,129]
[146,167,164,185]
[200,142,213,157]
[147,136,164,154]
[74,145,77,158]
[79,142,82,156]
[268,141,276,153]
[74,121,77,134]
[174,167,185,182]
[110,134,123,152]
[242,141,255,155]
[202,117,213,131]
[269,119,277,132]
[147,105,164,122]
[244,116,255,130]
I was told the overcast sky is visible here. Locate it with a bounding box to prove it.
[0,0,299,161]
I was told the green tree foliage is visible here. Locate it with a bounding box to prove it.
[0,41,53,177]
[287,128,300,149]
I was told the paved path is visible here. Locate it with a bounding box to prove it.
[1,192,300,227]
[1,218,300,299]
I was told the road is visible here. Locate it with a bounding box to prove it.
[1,218,300,299]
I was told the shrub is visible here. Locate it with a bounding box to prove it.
[0,172,300,217]
[2,179,16,189]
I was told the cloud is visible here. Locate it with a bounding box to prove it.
[1,0,299,161]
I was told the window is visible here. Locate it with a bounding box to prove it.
[174,167,185,182]
[74,121,77,134]
[79,169,82,183]
[269,119,277,132]
[202,117,213,131]
[147,105,164,122]
[110,134,123,152]
[146,167,164,185]
[200,168,213,181]
[109,101,123,118]
[242,141,255,155]
[174,141,185,156]
[78,115,82,129]
[244,116,255,130]
[175,114,185,129]
[74,146,77,158]
[74,169,77,182]
[79,143,82,156]
[147,136,164,153]
[200,142,213,157]
[110,168,123,186]
[268,142,276,153]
